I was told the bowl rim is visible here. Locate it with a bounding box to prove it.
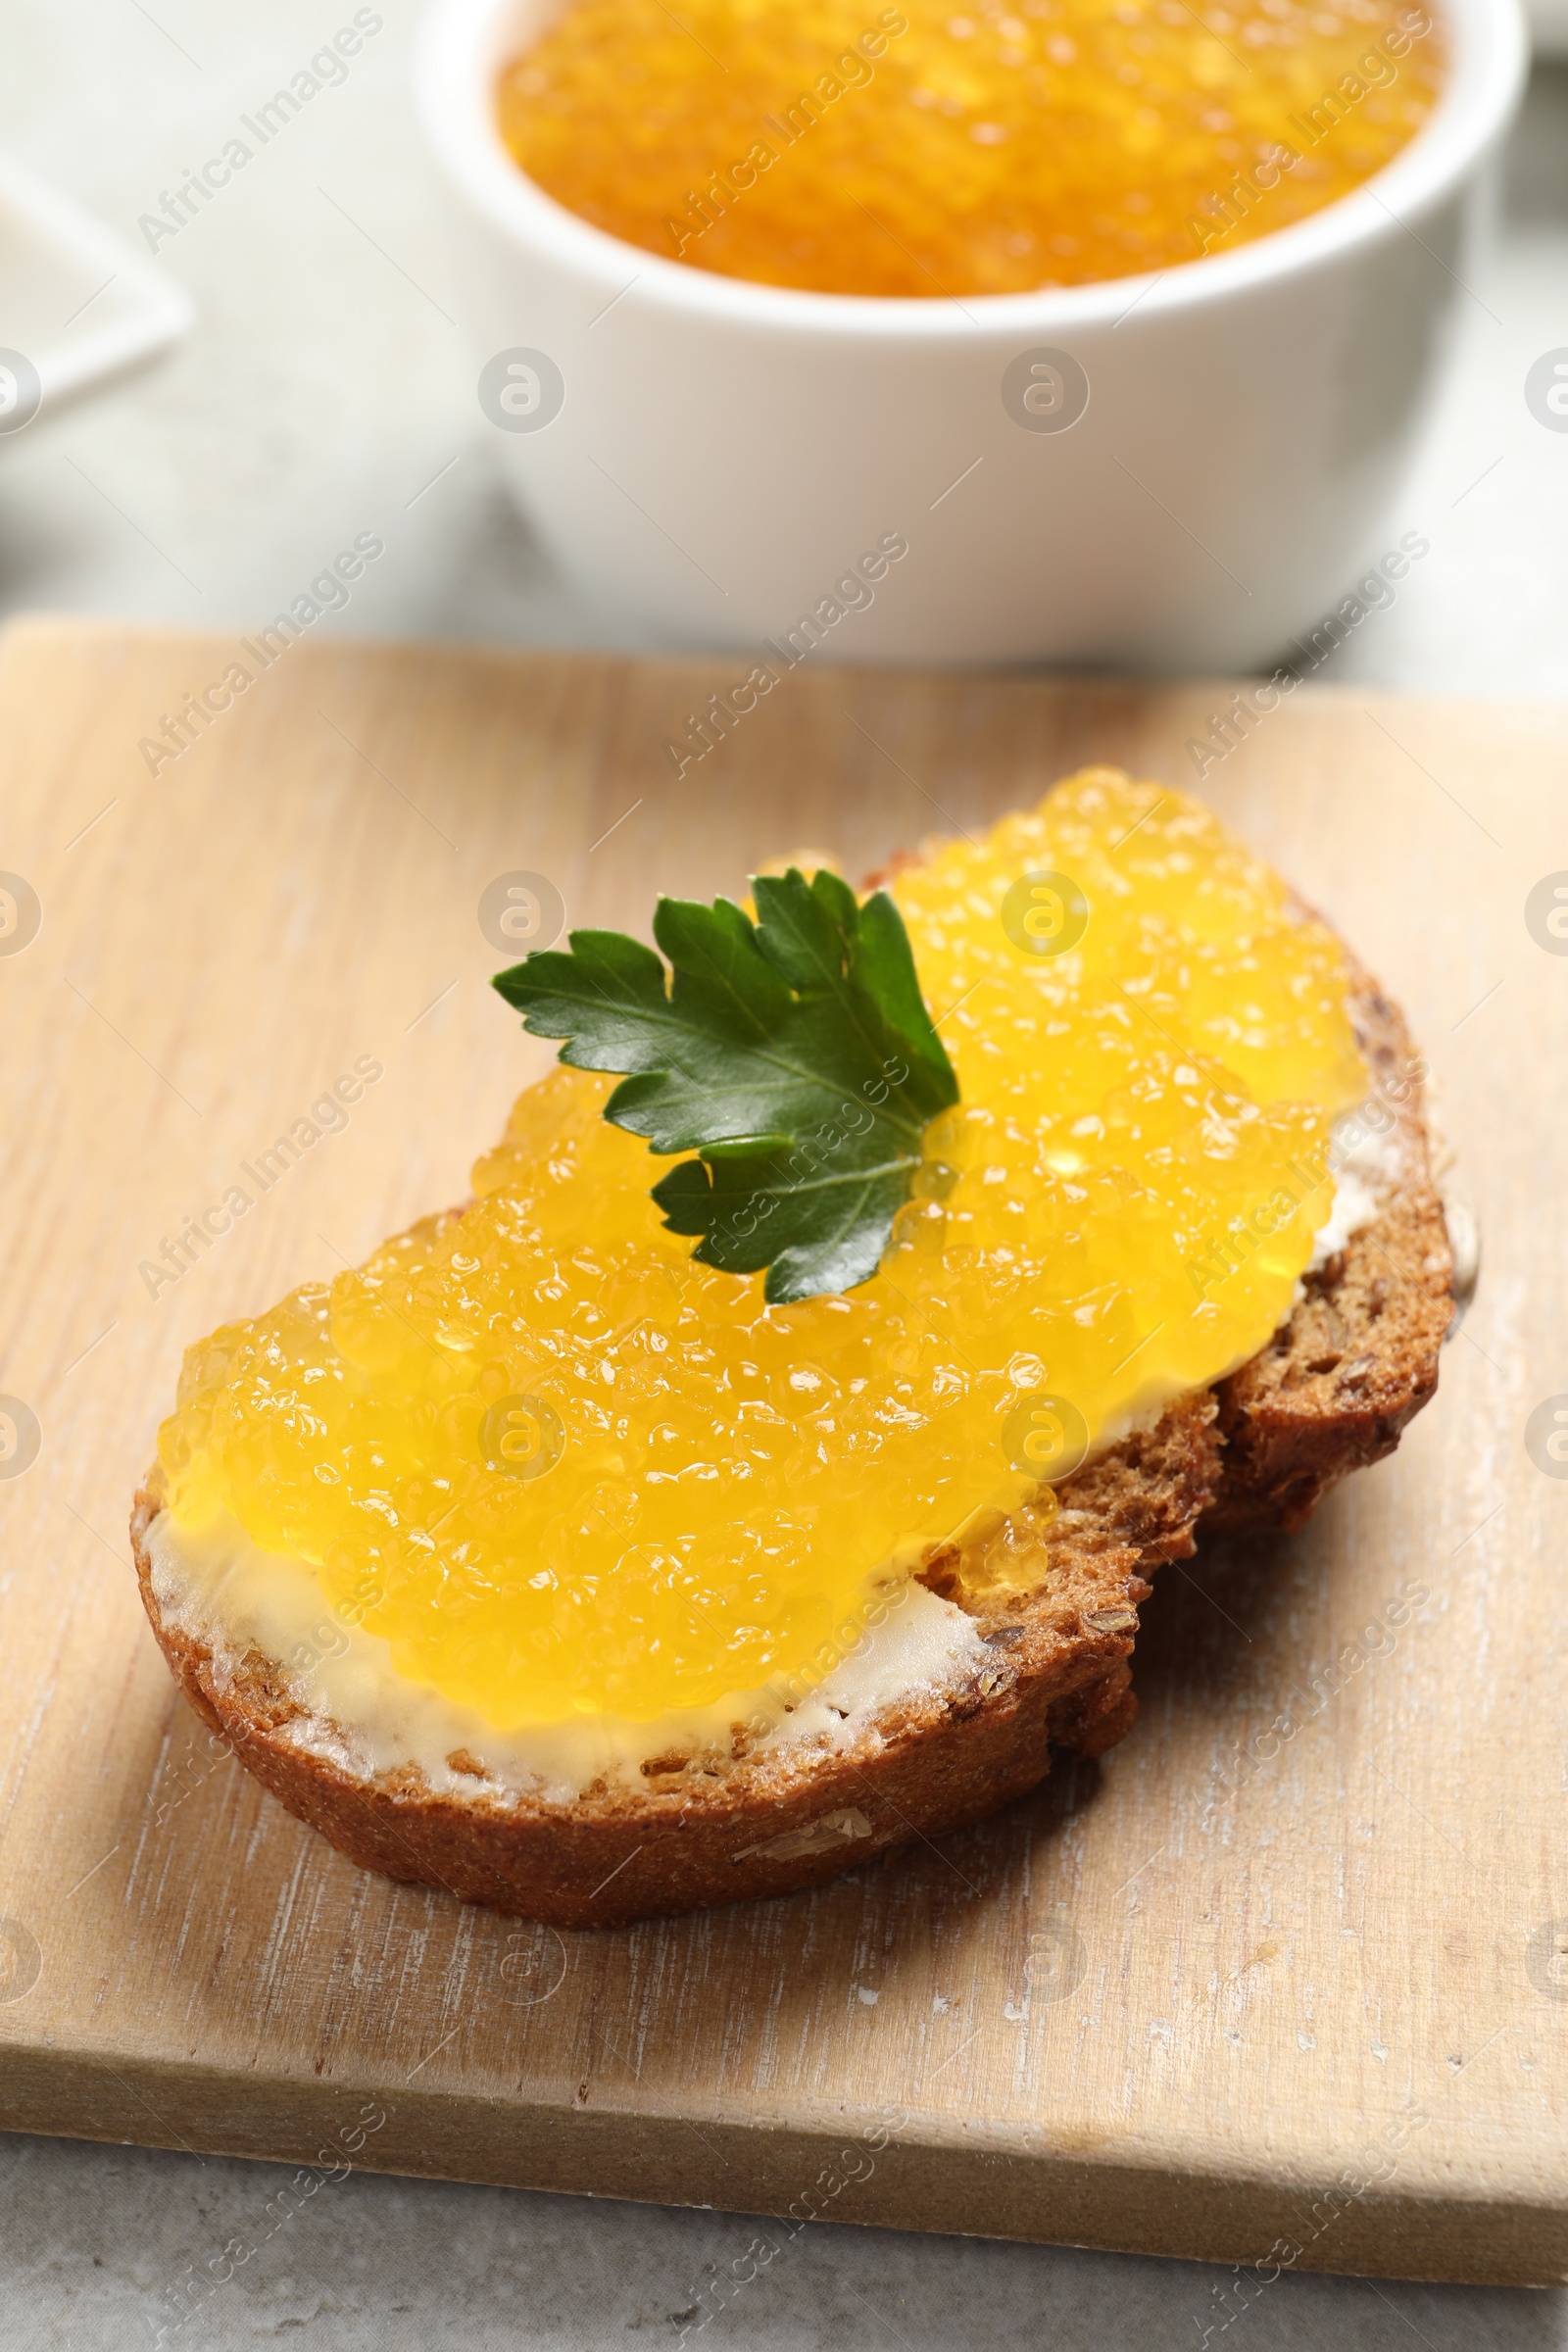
[417,0,1527,339]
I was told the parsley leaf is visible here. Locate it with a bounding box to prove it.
[493,867,958,1304]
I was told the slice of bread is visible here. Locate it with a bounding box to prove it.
[129,870,1453,1929]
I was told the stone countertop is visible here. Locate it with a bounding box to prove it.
[1,6,1565,2347]
[1,2125,1559,2350]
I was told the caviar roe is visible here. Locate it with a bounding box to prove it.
[496,0,1443,297]
[160,773,1365,1728]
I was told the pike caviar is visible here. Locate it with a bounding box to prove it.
[496,0,1443,297]
[160,774,1365,1729]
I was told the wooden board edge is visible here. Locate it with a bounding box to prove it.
[6,609,1563,725]
[2,2046,1563,2289]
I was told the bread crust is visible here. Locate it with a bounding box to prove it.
[131,1396,1220,1930]
[1202,957,1452,1535]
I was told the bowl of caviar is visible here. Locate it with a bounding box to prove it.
[419,0,1523,669]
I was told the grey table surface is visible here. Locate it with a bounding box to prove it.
[2,6,1566,2347]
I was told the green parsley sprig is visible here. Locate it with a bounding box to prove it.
[493,866,958,1304]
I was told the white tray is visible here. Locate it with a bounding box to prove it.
[0,155,191,432]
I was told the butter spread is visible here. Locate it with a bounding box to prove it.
[144,1507,988,1804]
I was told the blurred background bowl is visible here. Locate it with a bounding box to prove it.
[419,0,1527,670]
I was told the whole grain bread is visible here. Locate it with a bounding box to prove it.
[128,843,1454,1929]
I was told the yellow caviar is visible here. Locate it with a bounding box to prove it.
[496,0,1443,297]
[160,773,1365,1728]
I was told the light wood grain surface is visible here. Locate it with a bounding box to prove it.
[0,617,1562,2287]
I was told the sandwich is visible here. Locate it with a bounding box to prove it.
[131,767,1452,1928]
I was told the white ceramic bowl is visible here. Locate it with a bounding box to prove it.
[418,0,1525,668]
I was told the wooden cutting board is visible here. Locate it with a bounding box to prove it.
[0,617,1563,2290]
